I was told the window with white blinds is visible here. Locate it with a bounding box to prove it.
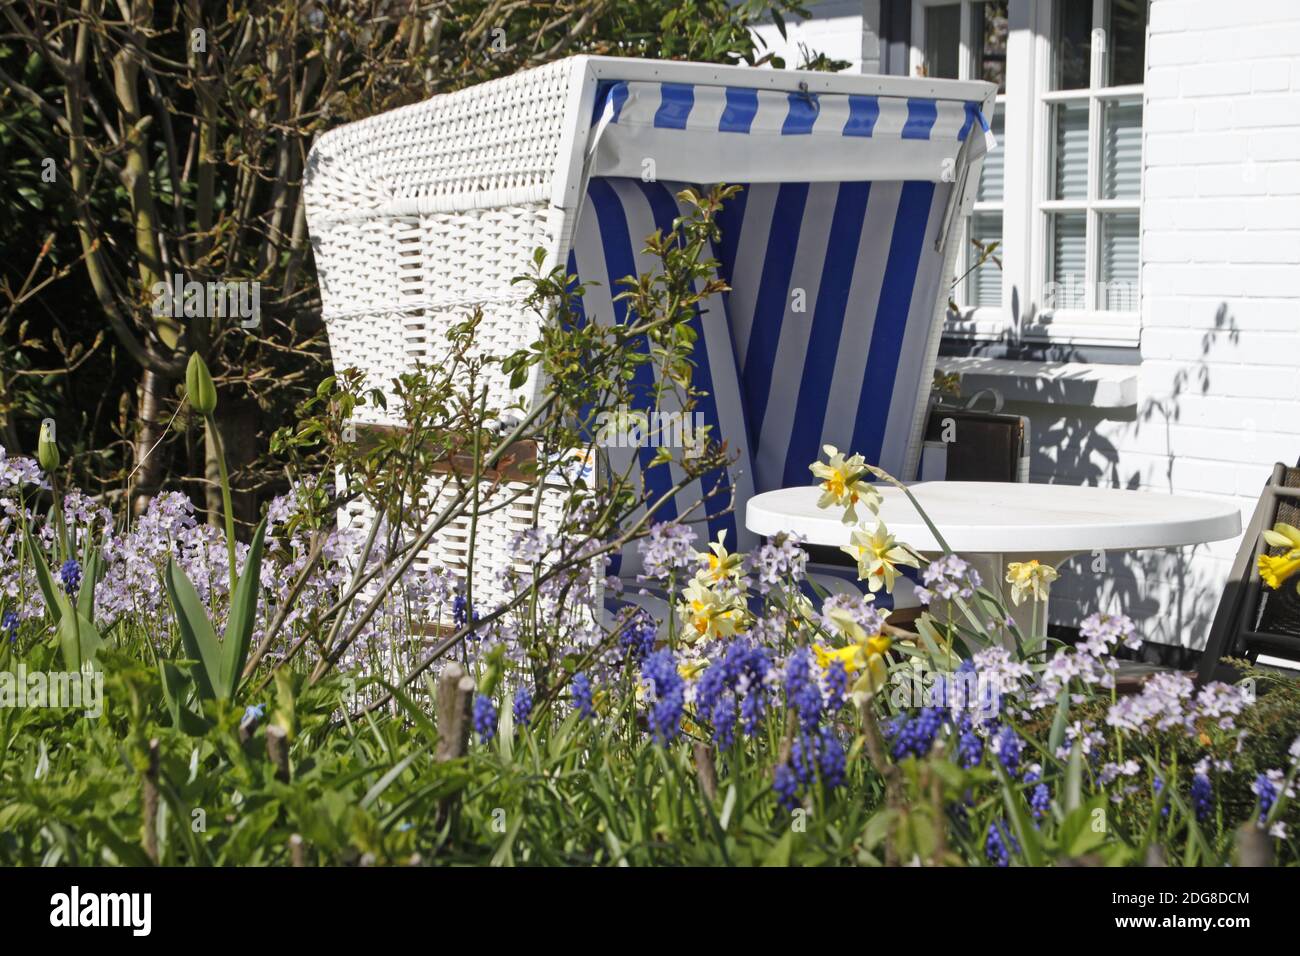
[914,0,1147,347]
[1033,0,1146,344]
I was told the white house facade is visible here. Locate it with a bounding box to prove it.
[755,0,1300,658]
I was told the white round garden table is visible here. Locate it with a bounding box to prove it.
[746,482,1242,631]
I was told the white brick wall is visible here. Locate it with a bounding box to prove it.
[1043,0,1300,649]
[750,0,879,73]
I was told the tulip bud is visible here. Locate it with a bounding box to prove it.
[37,419,60,473]
[185,352,218,417]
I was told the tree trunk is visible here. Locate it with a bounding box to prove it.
[131,368,169,515]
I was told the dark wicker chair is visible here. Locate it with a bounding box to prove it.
[1196,462,1300,683]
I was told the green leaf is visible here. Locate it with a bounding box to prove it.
[77,535,104,623]
[165,559,221,700]
[220,516,267,699]
[159,661,213,736]
[1048,687,1070,754]
[56,609,103,673]
[1056,796,1109,858]
[995,761,1042,866]
[762,829,794,866]
[24,524,66,626]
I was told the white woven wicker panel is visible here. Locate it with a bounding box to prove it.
[306,59,571,217]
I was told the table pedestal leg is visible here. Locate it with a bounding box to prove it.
[942,552,1078,648]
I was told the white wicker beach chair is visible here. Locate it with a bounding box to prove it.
[304,56,996,619]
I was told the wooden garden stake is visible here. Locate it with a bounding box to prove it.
[1235,824,1274,867]
[142,738,160,864]
[267,725,291,783]
[435,664,474,762]
[289,833,307,867]
[694,742,718,802]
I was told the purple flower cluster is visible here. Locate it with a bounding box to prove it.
[513,685,533,728]
[992,723,1022,775]
[571,672,594,719]
[985,820,1018,867]
[695,638,773,748]
[888,707,944,760]
[1191,773,1213,823]
[473,694,497,743]
[783,648,823,733]
[59,558,81,594]
[641,650,685,744]
[618,608,657,664]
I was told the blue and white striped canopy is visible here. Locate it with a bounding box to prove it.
[589,80,992,185]
[569,176,953,580]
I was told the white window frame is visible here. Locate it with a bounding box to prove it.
[911,0,1008,341]
[912,0,1146,348]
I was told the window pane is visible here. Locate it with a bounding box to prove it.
[1049,212,1087,309]
[977,109,1005,202]
[925,4,962,80]
[1100,212,1139,311]
[974,1,1009,93]
[1102,98,1142,199]
[1054,102,1089,200]
[1107,0,1149,87]
[970,213,1003,308]
[1054,0,1092,90]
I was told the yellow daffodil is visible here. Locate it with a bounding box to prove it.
[677,657,709,681]
[1005,559,1059,606]
[841,521,919,593]
[815,632,893,704]
[810,444,881,525]
[677,577,746,643]
[1259,522,1300,591]
[697,530,745,585]
[813,642,865,674]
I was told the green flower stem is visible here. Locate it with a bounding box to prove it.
[205,415,238,591]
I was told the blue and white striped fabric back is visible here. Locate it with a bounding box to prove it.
[714,179,954,491]
[569,177,759,580]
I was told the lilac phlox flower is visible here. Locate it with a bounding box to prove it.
[1191,681,1253,730]
[1077,612,1142,655]
[1097,759,1142,787]
[819,592,887,638]
[745,533,808,594]
[915,554,981,605]
[636,522,699,582]
[1105,671,1195,734]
